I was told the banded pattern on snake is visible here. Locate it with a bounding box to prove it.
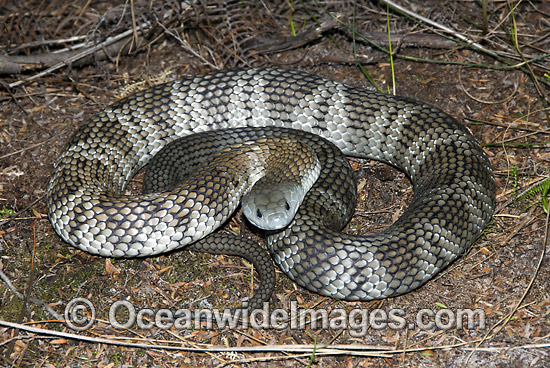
[47,68,496,302]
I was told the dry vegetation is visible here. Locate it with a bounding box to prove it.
[1,0,549,367]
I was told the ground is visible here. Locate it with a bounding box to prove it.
[0,0,549,367]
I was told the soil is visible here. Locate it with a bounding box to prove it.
[1,0,549,367]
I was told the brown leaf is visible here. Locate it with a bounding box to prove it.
[105,259,121,275]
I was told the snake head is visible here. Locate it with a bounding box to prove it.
[242,183,304,230]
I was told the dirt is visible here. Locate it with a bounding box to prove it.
[1,0,549,367]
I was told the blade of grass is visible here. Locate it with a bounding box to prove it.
[289,0,297,37]
[352,0,383,92]
[386,3,396,95]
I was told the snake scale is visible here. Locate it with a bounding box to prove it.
[47,68,496,302]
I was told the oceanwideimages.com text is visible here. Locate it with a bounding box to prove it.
[65,298,485,336]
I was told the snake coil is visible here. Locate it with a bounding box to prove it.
[47,68,496,301]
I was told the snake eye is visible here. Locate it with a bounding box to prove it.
[285,201,290,211]
[256,209,263,218]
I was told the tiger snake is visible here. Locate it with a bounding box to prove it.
[47,68,496,306]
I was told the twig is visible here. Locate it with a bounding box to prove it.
[9,35,89,53]
[0,137,55,160]
[0,267,62,320]
[249,14,341,54]
[153,16,219,70]
[379,0,499,58]
[0,320,391,356]
[6,27,141,89]
[457,66,520,105]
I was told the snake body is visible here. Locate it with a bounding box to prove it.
[47,68,496,301]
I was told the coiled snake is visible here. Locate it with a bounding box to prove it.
[47,68,496,304]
